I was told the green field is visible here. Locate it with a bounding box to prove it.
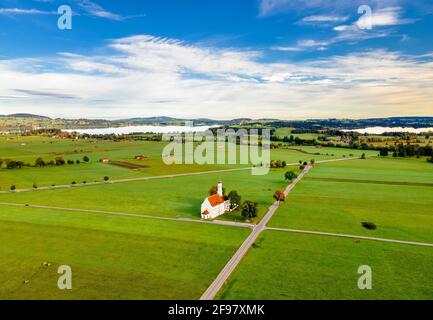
[269,157,433,243]
[0,135,376,191]
[0,206,249,299]
[1,134,432,300]
[218,231,433,300]
[0,169,292,222]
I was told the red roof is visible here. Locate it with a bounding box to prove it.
[202,210,209,215]
[207,194,225,207]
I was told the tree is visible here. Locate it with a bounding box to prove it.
[361,153,366,159]
[284,171,298,181]
[104,176,109,182]
[83,156,90,162]
[32,182,38,189]
[227,191,241,210]
[35,157,46,167]
[10,185,16,191]
[241,200,258,220]
[380,148,389,157]
[67,159,74,164]
[0,159,3,168]
[310,159,315,166]
[209,185,226,196]
[273,189,285,202]
[55,156,65,166]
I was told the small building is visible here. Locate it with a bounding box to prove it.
[201,180,230,220]
[100,157,110,163]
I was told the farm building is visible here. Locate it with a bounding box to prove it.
[201,180,230,220]
[100,157,109,163]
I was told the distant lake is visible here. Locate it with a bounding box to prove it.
[64,125,216,135]
[343,127,433,134]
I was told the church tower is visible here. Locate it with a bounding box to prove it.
[217,179,223,197]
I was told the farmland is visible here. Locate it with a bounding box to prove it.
[0,206,249,299]
[217,231,433,300]
[0,135,376,191]
[0,134,432,300]
[269,157,433,243]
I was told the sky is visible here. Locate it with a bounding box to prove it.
[0,0,432,120]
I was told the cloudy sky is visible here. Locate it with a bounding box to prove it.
[0,0,432,119]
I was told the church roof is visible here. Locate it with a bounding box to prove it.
[207,194,225,207]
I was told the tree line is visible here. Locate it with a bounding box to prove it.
[0,156,90,169]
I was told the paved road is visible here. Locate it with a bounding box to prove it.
[0,155,373,195]
[266,227,433,248]
[0,201,255,229]
[199,166,312,300]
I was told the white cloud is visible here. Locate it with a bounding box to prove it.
[0,8,56,15]
[299,15,349,24]
[73,0,145,20]
[0,35,432,119]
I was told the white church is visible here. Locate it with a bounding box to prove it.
[201,180,230,220]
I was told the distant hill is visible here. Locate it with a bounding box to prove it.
[1,113,51,119]
[1,113,433,133]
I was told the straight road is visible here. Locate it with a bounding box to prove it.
[200,166,311,300]
[266,227,433,248]
[0,201,255,229]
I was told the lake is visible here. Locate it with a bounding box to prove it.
[64,125,216,135]
[343,127,433,134]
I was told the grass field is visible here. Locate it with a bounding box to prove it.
[0,168,292,222]
[0,135,374,190]
[0,206,249,299]
[1,134,432,300]
[217,231,433,300]
[269,157,433,243]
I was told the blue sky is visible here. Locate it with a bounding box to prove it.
[0,0,432,119]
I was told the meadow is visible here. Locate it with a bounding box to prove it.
[0,205,249,299]
[1,134,431,300]
[269,157,433,243]
[0,168,291,222]
[217,231,433,300]
[0,135,375,191]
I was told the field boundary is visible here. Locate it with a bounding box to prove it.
[266,227,433,248]
[0,201,255,229]
[304,177,433,187]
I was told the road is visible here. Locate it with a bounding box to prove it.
[0,201,255,229]
[199,165,312,300]
[266,227,433,248]
[0,156,373,194]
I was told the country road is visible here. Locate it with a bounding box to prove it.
[199,165,312,300]
[0,201,255,229]
[266,227,433,248]
[0,156,373,195]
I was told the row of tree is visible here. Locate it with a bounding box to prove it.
[379,144,433,158]
[0,156,90,169]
